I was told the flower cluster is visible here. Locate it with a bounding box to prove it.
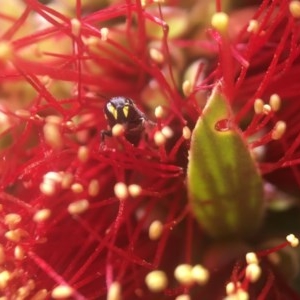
[0,0,300,299]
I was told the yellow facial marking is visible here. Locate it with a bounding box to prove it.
[123,105,129,118]
[107,103,118,119]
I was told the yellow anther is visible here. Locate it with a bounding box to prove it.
[145,270,168,292]
[68,199,89,215]
[245,263,261,282]
[269,94,281,111]
[271,121,286,140]
[254,99,264,114]
[245,252,258,264]
[100,27,109,41]
[149,220,163,241]
[174,264,194,286]
[247,20,259,33]
[88,179,100,197]
[107,282,121,300]
[286,234,299,247]
[154,106,164,119]
[290,1,300,18]
[114,182,128,201]
[211,12,229,33]
[149,48,164,64]
[128,184,142,197]
[51,285,73,299]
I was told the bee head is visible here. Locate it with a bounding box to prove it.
[104,97,142,127]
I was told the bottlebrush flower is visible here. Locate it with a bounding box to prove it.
[0,0,300,299]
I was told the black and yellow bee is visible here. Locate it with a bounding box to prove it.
[101,97,154,146]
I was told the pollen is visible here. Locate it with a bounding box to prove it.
[39,75,51,87]
[0,113,10,134]
[182,126,191,140]
[0,270,11,290]
[114,182,128,201]
[107,282,121,300]
[254,98,264,114]
[68,199,89,215]
[17,285,31,299]
[44,171,63,183]
[112,124,125,137]
[77,145,89,163]
[154,105,164,119]
[128,184,142,197]
[286,233,299,247]
[71,183,84,193]
[71,18,81,36]
[4,213,22,229]
[174,264,194,286]
[154,131,166,146]
[0,244,5,264]
[51,285,73,299]
[100,27,109,41]
[42,184,56,198]
[148,220,163,240]
[141,0,147,6]
[224,289,249,300]
[262,104,272,115]
[5,229,21,242]
[161,126,174,138]
[182,80,192,97]
[191,264,209,285]
[15,109,31,118]
[88,179,100,197]
[226,281,241,295]
[85,36,99,47]
[271,121,286,140]
[5,228,28,243]
[14,245,25,260]
[289,1,300,18]
[247,20,259,33]
[61,172,74,189]
[254,98,276,115]
[0,41,13,61]
[175,295,191,300]
[211,12,229,33]
[145,270,168,292]
[65,120,75,130]
[269,94,281,111]
[33,113,43,121]
[27,279,35,291]
[245,263,261,282]
[245,252,258,264]
[43,122,63,149]
[45,115,62,124]
[31,289,48,300]
[149,48,164,64]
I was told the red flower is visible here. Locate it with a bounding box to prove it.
[0,0,300,299]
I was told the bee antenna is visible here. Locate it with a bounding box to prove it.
[97,93,110,101]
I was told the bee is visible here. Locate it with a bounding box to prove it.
[101,97,154,146]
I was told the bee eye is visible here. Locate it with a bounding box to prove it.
[107,103,118,120]
[123,105,129,118]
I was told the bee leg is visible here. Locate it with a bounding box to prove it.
[100,129,112,149]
